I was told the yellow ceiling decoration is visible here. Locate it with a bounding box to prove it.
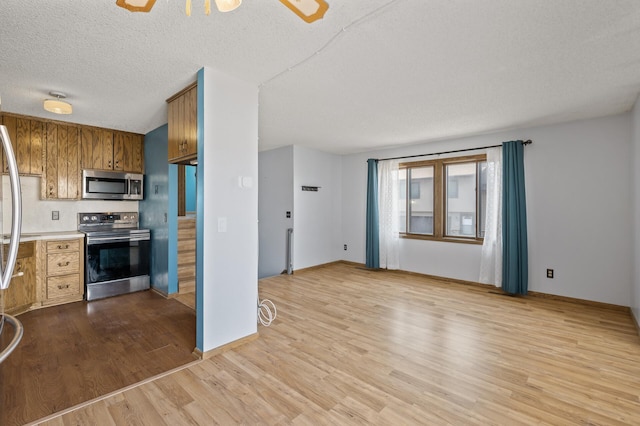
[115,0,328,23]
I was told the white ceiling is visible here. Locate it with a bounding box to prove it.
[1,0,640,154]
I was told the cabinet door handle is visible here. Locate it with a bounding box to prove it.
[57,244,69,250]
[58,261,70,267]
[57,284,70,290]
[11,271,24,279]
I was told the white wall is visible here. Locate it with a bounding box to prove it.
[632,97,640,324]
[258,146,293,278]
[342,113,633,306]
[3,175,138,234]
[201,67,258,351]
[292,146,342,270]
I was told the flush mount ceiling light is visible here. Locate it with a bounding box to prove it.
[43,92,73,115]
[279,0,328,23]
[116,0,327,23]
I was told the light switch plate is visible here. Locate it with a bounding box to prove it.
[52,211,59,220]
[218,217,227,233]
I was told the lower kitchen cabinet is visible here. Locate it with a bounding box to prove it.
[38,238,84,307]
[3,241,37,315]
[3,236,85,315]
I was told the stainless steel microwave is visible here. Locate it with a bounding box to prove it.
[82,170,144,200]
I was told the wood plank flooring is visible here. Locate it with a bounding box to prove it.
[35,263,640,424]
[0,290,196,426]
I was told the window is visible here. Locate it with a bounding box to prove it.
[399,154,486,243]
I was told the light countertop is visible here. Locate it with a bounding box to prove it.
[3,231,84,243]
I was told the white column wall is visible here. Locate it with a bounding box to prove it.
[200,67,258,351]
[631,97,640,323]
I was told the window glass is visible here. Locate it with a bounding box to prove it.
[398,168,407,233]
[408,166,434,235]
[478,162,487,238]
[445,162,476,237]
[399,154,486,242]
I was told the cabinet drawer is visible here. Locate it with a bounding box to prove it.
[47,252,80,275]
[47,274,80,299]
[47,239,81,253]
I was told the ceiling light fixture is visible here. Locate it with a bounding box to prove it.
[116,0,326,23]
[117,0,239,15]
[115,0,156,13]
[279,0,328,23]
[214,0,241,12]
[43,92,73,115]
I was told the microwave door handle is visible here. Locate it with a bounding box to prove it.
[0,125,22,291]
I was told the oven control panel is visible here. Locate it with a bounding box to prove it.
[78,212,139,229]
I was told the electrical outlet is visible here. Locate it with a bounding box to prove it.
[52,211,59,220]
[286,211,291,218]
[344,244,347,251]
[546,269,554,279]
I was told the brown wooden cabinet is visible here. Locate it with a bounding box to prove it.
[113,131,144,173]
[1,114,44,175]
[81,127,114,171]
[42,122,81,199]
[167,83,197,164]
[39,238,84,307]
[1,112,144,198]
[3,241,37,315]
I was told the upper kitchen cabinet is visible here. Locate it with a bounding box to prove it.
[1,113,44,175]
[82,128,144,173]
[167,83,197,164]
[42,122,80,199]
[81,127,114,171]
[113,131,144,173]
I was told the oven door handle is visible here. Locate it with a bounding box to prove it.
[87,235,150,244]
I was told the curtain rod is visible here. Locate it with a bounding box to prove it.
[373,139,532,162]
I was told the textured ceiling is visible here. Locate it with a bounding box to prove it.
[1,0,640,154]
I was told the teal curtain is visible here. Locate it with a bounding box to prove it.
[502,141,528,294]
[366,159,380,268]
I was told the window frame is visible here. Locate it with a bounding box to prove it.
[399,154,487,244]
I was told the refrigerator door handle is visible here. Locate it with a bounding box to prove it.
[0,313,24,364]
[0,125,22,290]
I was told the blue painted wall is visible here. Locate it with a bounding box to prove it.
[185,165,197,212]
[168,163,178,295]
[139,124,170,294]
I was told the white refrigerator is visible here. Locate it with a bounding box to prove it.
[0,124,23,364]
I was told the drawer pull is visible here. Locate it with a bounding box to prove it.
[57,284,70,290]
[57,244,69,250]
[58,261,71,267]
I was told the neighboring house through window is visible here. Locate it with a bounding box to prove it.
[398,154,487,243]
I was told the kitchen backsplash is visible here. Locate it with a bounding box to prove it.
[2,176,139,234]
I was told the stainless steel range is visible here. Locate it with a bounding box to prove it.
[78,212,150,301]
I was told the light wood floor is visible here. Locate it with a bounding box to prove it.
[36,263,640,425]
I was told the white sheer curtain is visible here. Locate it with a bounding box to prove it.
[479,147,503,287]
[378,159,400,270]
